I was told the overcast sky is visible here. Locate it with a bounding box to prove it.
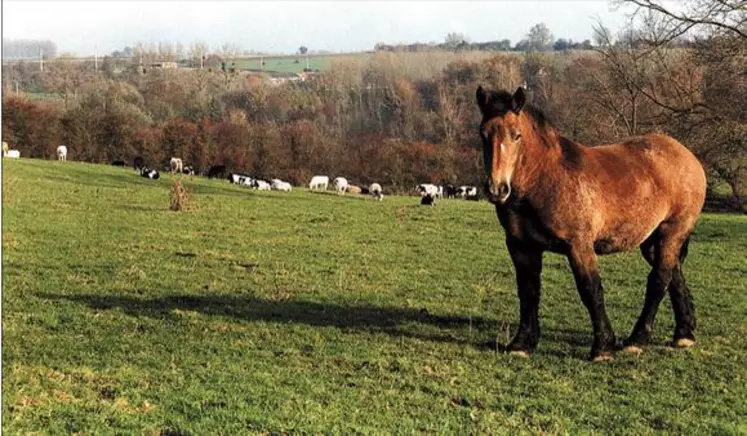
[3,1,636,56]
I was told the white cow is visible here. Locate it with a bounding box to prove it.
[169,157,183,174]
[271,179,292,192]
[309,175,329,191]
[230,173,252,185]
[6,150,20,159]
[253,179,271,191]
[56,145,68,161]
[417,183,439,197]
[369,183,384,201]
[333,177,349,195]
[457,185,478,199]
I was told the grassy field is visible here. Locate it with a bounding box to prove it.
[232,56,334,74]
[2,159,746,434]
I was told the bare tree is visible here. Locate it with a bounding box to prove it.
[619,0,747,40]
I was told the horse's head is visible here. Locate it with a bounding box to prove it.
[476,86,526,204]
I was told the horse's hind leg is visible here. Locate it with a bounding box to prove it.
[669,237,696,347]
[625,226,692,351]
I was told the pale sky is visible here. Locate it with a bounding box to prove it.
[2,1,636,56]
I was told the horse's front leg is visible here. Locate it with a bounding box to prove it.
[506,238,543,356]
[568,245,617,361]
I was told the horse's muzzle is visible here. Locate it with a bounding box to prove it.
[485,181,511,204]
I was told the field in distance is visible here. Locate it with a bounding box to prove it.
[2,159,746,434]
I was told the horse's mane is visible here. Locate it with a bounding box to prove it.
[481,89,554,133]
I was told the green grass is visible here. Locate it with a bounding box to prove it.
[3,159,746,434]
[231,56,333,74]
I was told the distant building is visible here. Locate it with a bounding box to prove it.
[149,61,178,69]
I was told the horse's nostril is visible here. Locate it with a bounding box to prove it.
[498,183,510,198]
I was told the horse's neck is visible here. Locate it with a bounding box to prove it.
[515,128,581,198]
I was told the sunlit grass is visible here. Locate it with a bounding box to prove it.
[2,158,746,434]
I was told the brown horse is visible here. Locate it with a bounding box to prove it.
[476,86,706,361]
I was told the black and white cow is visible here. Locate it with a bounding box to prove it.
[140,167,160,180]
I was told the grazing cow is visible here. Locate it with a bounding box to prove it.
[444,184,458,199]
[2,142,9,156]
[140,167,160,180]
[421,194,436,206]
[229,173,248,184]
[369,183,384,201]
[112,160,126,166]
[182,165,195,176]
[169,157,183,174]
[56,145,68,161]
[333,177,349,195]
[133,156,145,170]
[416,183,439,198]
[208,165,227,179]
[309,175,329,191]
[347,185,362,195]
[271,179,293,191]
[253,179,271,190]
[6,150,20,159]
[456,185,478,199]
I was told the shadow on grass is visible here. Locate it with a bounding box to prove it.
[38,292,589,355]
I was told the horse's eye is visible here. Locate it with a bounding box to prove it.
[513,132,522,141]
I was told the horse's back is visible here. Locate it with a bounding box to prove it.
[578,134,706,252]
[619,133,705,203]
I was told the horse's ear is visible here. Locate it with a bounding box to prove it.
[511,87,526,114]
[476,86,488,111]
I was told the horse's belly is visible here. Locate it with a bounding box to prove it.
[594,224,656,255]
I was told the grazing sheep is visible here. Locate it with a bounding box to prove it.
[6,150,20,159]
[333,177,349,195]
[347,185,362,195]
[369,183,384,201]
[56,145,68,161]
[309,175,329,191]
[169,157,183,174]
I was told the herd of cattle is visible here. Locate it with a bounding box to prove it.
[2,146,481,203]
[135,157,481,204]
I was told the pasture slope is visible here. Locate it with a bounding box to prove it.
[2,159,746,434]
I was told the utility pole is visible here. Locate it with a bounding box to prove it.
[94,45,98,72]
[39,48,44,72]
[306,56,309,70]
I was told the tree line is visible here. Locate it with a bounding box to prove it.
[2,1,745,209]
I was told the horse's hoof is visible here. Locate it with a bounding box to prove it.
[622,345,644,355]
[508,350,530,358]
[674,338,696,348]
[592,352,614,362]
